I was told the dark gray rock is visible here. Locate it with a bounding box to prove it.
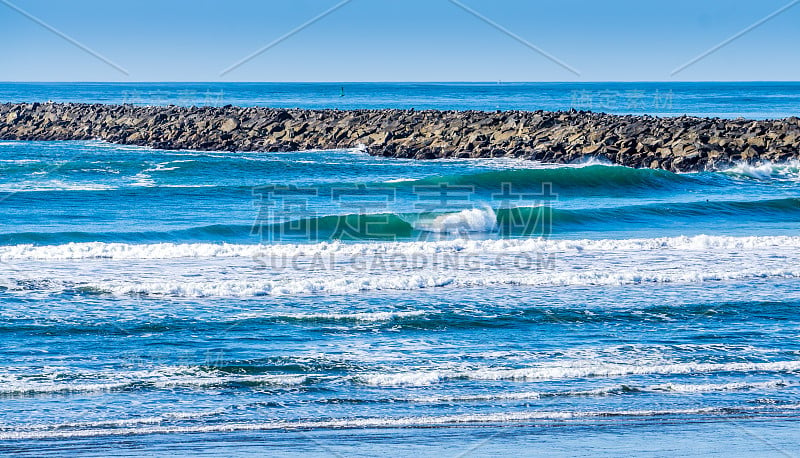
[0,103,799,171]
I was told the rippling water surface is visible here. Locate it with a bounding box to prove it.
[3,81,800,118]
[1,83,800,456]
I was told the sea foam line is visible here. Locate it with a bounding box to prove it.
[6,361,795,397]
[3,267,798,297]
[1,404,797,440]
[87,268,800,297]
[0,367,311,396]
[403,379,795,403]
[3,234,800,261]
[354,360,800,386]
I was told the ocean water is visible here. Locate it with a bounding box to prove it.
[1,84,800,456]
[3,81,800,119]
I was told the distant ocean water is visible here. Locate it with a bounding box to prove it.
[1,83,799,456]
[3,81,800,118]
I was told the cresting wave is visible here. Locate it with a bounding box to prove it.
[263,195,799,239]
[0,160,797,197]
[721,160,800,181]
[0,160,800,205]
[405,164,698,191]
[1,159,795,197]
[3,197,798,245]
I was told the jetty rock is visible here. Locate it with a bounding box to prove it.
[1,102,799,172]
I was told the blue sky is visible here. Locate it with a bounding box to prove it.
[1,0,798,81]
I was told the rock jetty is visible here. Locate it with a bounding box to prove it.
[1,102,798,171]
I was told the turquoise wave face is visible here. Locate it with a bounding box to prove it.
[2,140,800,244]
[408,164,704,191]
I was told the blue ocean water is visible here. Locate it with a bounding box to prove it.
[1,84,800,456]
[3,81,800,118]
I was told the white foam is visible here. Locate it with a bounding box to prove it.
[4,234,800,297]
[648,380,793,393]
[142,160,193,172]
[5,234,799,262]
[59,267,797,297]
[0,366,310,396]
[355,360,800,386]
[4,264,799,298]
[406,379,793,403]
[428,157,604,169]
[4,408,228,432]
[722,160,800,181]
[415,207,497,233]
[1,404,793,440]
[83,140,155,152]
[142,166,179,172]
[104,274,458,297]
[0,158,40,164]
[0,180,116,192]
[236,310,429,322]
[129,172,156,187]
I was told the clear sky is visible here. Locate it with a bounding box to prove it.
[1,0,798,82]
